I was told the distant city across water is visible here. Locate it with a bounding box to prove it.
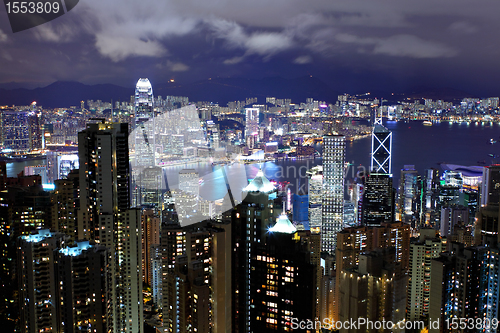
[7,120,500,199]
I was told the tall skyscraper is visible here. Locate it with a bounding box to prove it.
[307,166,323,234]
[132,79,161,207]
[322,135,345,253]
[141,209,160,285]
[55,241,112,333]
[338,249,407,333]
[398,165,422,227]
[17,230,67,333]
[362,173,395,226]
[77,121,143,333]
[232,170,278,333]
[244,107,259,139]
[481,165,500,206]
[370,123,392,174]
[134,78,155,167]
[475,165,500,245]
[17,230,115,333]
[429,242,500,333]
[252,215,319,331]
[406,229,444,322]
[363,121,395,228]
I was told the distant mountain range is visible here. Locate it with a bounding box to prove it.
[0,77,478,108]
[0,77,340,108]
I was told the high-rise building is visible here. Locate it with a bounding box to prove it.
[481,165,500,206]
[178,169,200,197]
[322,135,345,253]
[429,243,500,333]
[422,168,440,224]
[252,214,320,331]
[338,249,407,333]
[17,230,116,333]
[475,165,500,245]
[142,209,160,285]
[55,241,112,333]
[206,120,220,149]
[307,166,323,234]
[161,219,185,330]
[440,205,468,237]
[161,220,231,333]
[77,121,143,333]
[232,170,278,333]
[406,229,444,322]
[292,192,308,226]
[370,124,392,174]
[475,205,500,245]
[1,110,42,151]
[244,107,259,139]
[336,222,411,276]
[134,78,155,167]
[52,168,80,242]
[17,230,67,333]
[362,173,395,226]
[398,165,422,227]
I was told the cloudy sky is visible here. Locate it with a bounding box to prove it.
[1,0,500,95]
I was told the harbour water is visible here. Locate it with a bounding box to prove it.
[6,120,500,200]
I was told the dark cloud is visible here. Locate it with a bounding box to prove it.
[0,0,499,95]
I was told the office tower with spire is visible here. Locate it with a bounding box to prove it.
[371,117,392,175]
[322,135,345,253]
[362,116,395,227]
[133,78,161,207]
[77,121,143,333]
[134,78,155,167]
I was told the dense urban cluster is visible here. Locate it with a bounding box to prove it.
[0,78,499,333]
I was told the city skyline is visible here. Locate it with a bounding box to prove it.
[1,0,500,96]
[1,0,500,326]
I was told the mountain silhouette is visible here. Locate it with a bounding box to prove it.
[0,77,339,108]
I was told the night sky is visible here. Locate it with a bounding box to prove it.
[1,0,500,95]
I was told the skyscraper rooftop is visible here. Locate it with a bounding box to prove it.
[243,169,276,193]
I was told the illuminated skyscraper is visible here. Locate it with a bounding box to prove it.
[252,216,319,331]
[481,165,500,206]
[1,110,42,151]
[232,171,278,333]
[370,124,392,174]
[245,107,259,139]
[398,165,422,227]
[429,243,500,333]
[134,78,155,167]
[406,229,444,322]
[17,230,67,333]
[322,135,345,253]
[307,166,323,234]
[362,173,395,226]
[77,121,143,333]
